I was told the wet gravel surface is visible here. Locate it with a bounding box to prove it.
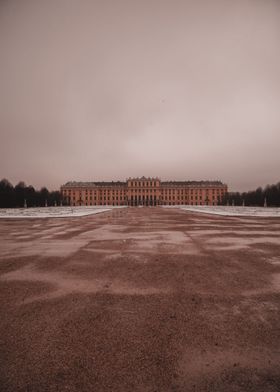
[0,207,280,392]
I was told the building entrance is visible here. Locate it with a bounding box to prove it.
[129,196,158,207]
[127,177,160,206]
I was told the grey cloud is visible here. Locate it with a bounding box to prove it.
[0,0,279,191]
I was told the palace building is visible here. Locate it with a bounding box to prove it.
[61,177,228,207]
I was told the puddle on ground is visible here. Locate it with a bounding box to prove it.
[0,264,167,303]
[266,257,280,265]
[206,236,280,251]
[178,348,278,379]
[272,273,280,292]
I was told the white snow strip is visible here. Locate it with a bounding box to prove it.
[162,205,280,217]
[0,206,126,218]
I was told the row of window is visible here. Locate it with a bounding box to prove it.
[72,201,218,206]
[128,181,159,187]
[64,187,225,194]
[130,190,158,194]
[69,195,221,202]
[64,191,126,195]
[70,196,126,201]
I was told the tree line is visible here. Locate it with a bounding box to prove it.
[223,182,280,207]
[0,179,62,208]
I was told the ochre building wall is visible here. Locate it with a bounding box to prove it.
[61,177,228,207]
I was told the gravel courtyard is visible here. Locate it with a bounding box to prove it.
[0,207,280,392]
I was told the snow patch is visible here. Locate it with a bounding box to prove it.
[0,206,126,218]
[163,205,280,217]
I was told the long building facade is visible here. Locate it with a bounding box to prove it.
[61,177,228,207]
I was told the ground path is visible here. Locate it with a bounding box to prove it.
[0,207,280,391]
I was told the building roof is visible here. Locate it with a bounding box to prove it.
[62,181,126,187]
[161,180,225,186]
[128,176,160,180]
[61,179,226,188]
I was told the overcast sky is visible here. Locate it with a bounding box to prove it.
[0,0,279,191]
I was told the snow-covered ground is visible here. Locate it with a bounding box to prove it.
[0,206,126,218]
[164,205,280,217]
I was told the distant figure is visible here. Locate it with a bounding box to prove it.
[264,197,267,207]
[24,199,27,208]
[242,200,245,207]
[45,200,48,207]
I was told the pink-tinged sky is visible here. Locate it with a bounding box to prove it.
[0,0,279,192]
